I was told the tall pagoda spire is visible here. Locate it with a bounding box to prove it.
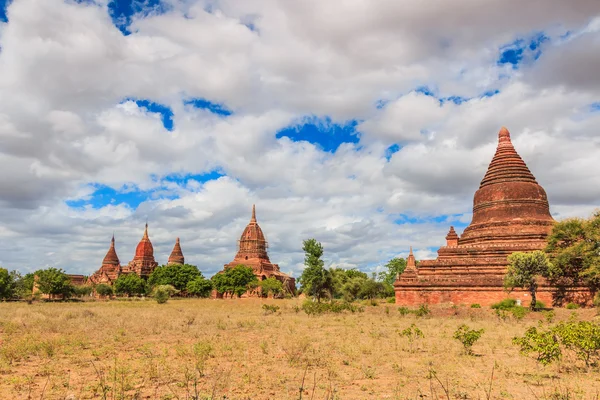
[102,235,120,266]
[251,204,257,223]
[168,237,185,266]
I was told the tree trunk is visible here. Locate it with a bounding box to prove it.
[529,282,538,310]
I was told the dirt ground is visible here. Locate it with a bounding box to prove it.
[0,298,599,399]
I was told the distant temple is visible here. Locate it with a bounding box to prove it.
[394,127,583,306]
[88,224,181,285]
[219,205,296,295]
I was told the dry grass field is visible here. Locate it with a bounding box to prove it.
[0,298,599,400]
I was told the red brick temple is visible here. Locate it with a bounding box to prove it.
[220,205,296,295]
[394,127,571,306]
[168,237,185,265]
[88,224,166,285]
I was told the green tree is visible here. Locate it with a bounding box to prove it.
[0,268,17,300]
[504,251,551,310]
[153,284,178,304]
[259,277,283,297]
[298,239,333,302]
[148,264,202,292]
[378,257,407,286]
[212,265,258,298]
[545,212,600,291]
[95,284,113,297]
[114,273,147,296]
[35,268,73,298]
[186,276,213,298]
[15,273,35,298]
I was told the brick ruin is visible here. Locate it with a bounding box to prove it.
[88,224,176,286]
[394,127,593,306]
[217,205,296,296]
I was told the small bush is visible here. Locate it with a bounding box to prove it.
[566,302,580,310]
[262,304,280,315]
[470,303,481,308]
[301,300,363,315]
[491,298,517,310]
[535,300,546,310]
[593,293,600,308]
[513,326,561,366]
[414,304,430,318]
[453,324,484,355]
[95,284,113,297]
[398,307,411,316]
[153,285,178,304]
[400,323,424,353]
[386,297,396,304]
[510,306,528,320]
[554,321,600,367]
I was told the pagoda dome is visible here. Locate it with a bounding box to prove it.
[461,127,554,244]
[167,237,185,265]
[133,223,155,260]
[236,205,269,261]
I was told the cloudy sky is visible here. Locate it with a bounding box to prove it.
[0,0,599,278]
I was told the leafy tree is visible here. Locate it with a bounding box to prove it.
[259,277,283,297]
[504,251,551,310]
[148,264,202,292]
[186,276,213,298]
[153,284,178,304]
[212,265,257,298]
[114,273,147,296]
[95,284,113,297]
[545,212,600,291]
[35,268,73,298]
[0,268,17,300]
[73,285,93,297]
[15,273,35,298]
[555,321,600,367]
[513,326,561,366]
[378,257,407,286]
[298,239,333,302]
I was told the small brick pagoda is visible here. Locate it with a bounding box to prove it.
[167,237,185,265]
[221,205,296,295]
[88,235,122,285]
[394,127,559,306]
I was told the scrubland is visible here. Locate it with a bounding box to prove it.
[0,299,599,399]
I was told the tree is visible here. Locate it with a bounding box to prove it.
[186,276,213,298]
[298,239,333,302]
[114,273,147,296]
[545,212,600,291]
[212,265,258,298]
[148,264,202,292]
[35,268,73,298]
[95,284,113,297]
[259,277,283,297]
[0,268,17,300]
[378,257,407,286]
[504,251,551,310]
[15,273,35,298]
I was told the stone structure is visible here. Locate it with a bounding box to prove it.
[126,223,158,279]
[395,127,564,306]
[89,235,122,285]
[168,238,185,265]
[221,205,296,295]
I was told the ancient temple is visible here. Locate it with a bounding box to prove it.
[126,223,158,279]
[167,238,185,265]
[394,127,558,306]
[222,205,296,294]
[88,235,123,285]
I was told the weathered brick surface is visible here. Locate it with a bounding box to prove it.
[167,237,185,266]
[394,127,594,306]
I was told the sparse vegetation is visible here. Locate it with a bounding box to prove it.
[453,324,484,355]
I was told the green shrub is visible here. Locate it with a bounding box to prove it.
[566,302,580,310]
[414,304,430,318]
[593,293,600,308]
[400,323,424,352]
[470,303,481,308]
[513,326,561,366]
[535,300,546,310]
[262,304,280,315]
[386,297,396,304]
[301,300,364,315]
[95,284,113,297]
[398,306,411,316]
[491,298,517,310]
[453,324,484,355]
[153,284,178,304]
[554,321,600,367]
[510,306,528,320]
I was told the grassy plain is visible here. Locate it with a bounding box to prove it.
[0,298,599,399]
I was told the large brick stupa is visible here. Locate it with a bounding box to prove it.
[394,127,559,306]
